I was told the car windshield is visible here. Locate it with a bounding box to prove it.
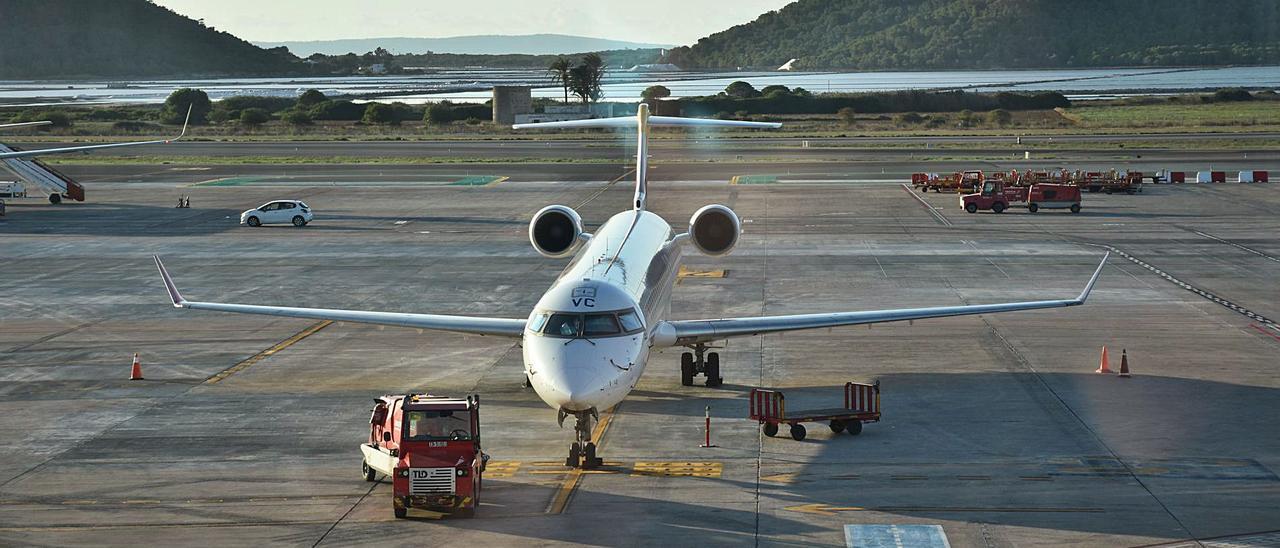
[404,409,472,441]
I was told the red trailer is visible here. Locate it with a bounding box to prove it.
[962,180,1081,214]
[361,393,486,518]
[749,381,881,441]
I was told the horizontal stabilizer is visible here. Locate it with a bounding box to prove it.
[513,115,780,130]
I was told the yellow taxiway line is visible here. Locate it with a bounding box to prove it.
[545,404,620,514]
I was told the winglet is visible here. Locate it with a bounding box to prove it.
[1075,252,1109,303]
[167,105,192,143]
[153,255,186,307]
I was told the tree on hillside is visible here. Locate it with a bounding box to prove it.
[162,88,212,125]
[425,101,454,125]
[547,57,572,103]
[642,85,671,101]
[725,81,759,98]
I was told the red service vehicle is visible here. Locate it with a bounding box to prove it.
[962,180,1081,214]
[361,393,486,518]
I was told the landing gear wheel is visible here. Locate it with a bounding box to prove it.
[582,443,602,469]
[362,460,376,482]
[829,420,846,434]
[992,202,1006,214]
[246,216,261,227]
[965,203,978,214]
[566,442,581,468]
[704,352,722,387]
[1070,204,1081,214]
[48,193,61,205]
[790,424,807,441]
[680,353,695,386]
[1028,203,1039,213]
[846,420,864,436]
[763,423,778,437]
[292,215,306,227]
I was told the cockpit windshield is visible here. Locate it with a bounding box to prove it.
[532,309,643,338]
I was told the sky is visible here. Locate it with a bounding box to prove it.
[150,0,796,45]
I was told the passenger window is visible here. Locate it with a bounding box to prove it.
[545,314,580,337]
[529,313,550,332]
[583,314,620,336]
[281,202,295,209]
[261,203,277,211]
[618,310,643,332]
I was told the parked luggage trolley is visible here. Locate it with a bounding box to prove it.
[749,381,881,441]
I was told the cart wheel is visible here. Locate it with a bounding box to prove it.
[992,202,1006,214]
[1028,203,1039,213]
[829,420,845,434]
[1070,204,1081,214]
[763,423,778,437]
[965,203,978,214]
[362,460,376,482]
[846,420,863,436]
[790,424,806,441]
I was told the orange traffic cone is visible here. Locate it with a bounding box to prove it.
[1095,346,1112,374]
[1118,349,1131,378]
[129,353,144,380]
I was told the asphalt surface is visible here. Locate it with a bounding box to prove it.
[1,146,1279,546]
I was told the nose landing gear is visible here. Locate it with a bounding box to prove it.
[561,408,603,469]
[680,343,723,387]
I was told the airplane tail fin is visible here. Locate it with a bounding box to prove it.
[513,108,780,211]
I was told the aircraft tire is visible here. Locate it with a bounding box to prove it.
[680,353,694,386]
[704,353,721,387]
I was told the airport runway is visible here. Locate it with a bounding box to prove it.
[1,153,1279,546]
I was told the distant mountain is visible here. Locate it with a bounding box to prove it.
[258,34,672,56]
[0,0,300,79]
[665,0,1280,70]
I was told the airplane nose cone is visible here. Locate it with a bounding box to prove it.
[524,335,642,412]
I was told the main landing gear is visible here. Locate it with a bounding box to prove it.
[560,407,603,469]
[680,343,723,387]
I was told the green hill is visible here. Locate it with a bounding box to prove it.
[665,0,1280,70]
[0,0,300,79]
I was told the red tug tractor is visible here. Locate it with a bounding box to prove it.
[361,393,486,518]
[962,179,1081,214]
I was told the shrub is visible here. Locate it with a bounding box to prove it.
[161,88,211,124]
[425,101,454,125]
[309,100,366,121]
[239,108,270,126]
[281,109,312,126]
[297,89,327,107]
[725,81,759,98]
[837,107,857,126]
[362,103,398,125]
[895,112,924,124]
[987,109,1013,126]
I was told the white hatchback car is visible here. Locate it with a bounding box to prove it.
[241,200,313,227]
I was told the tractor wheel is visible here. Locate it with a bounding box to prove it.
[965,203,978,214]
[1028,203,1039,213]
[1070,204,1081,214]
[362,460,376,482]
[992,202,1006,214]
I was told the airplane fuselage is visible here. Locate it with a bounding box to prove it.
[522,209,681,413]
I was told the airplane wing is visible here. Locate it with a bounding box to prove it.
[154,256,527,338]
[513,116,780,130]
[661,254,1108,346]
[0,107,190,160]
[0,121,53,131]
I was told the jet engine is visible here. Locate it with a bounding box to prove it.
[529,205,585,258]
[688,204,740,256]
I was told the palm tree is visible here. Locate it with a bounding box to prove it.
[547,57,572,104]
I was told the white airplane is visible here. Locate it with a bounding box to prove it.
[153,104,1107,468]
